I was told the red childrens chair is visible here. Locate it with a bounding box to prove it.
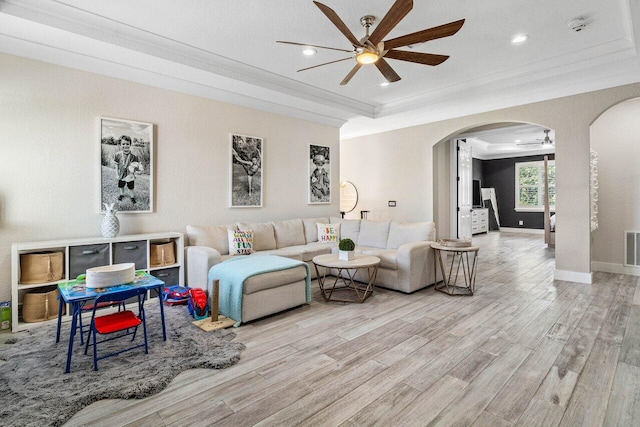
[83,287,149,371]
[77,300,126,345]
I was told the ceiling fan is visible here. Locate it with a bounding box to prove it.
[517,129,554,146]
[276,0,465,85]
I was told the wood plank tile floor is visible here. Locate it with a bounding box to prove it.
[66,232,640,426]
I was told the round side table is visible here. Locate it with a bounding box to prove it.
[312,254,380,303]
[431,243,479,296]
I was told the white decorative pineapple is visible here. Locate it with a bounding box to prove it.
[101,203,120,238]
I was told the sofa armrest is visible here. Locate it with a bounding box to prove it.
[184,246,221,290]
[395,241,441,292]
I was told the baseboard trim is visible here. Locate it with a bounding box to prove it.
[592,261,640,277]
[499,227,544,235]
[554,269,592,284]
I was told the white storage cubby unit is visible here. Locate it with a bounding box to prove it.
[11,232,184,332]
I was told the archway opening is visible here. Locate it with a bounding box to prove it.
[433,122,556,252]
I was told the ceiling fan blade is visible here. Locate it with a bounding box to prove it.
[297,57,353,72]
[276,41,353,53]
[374,58,401,83]
[313,1,362,47]
[384,50,449,66]
[340,64,363,86]
[516,142,542,146]
[383,19,465,50]
[368,0,413,45]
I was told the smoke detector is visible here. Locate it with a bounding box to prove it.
[567,18,586,32]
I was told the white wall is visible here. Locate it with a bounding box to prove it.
[339,128,433,221]
[341,83,640,282]
[591,97,640,273]
[0,53,340,301]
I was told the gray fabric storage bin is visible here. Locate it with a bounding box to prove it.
[113,240,148,270]
[152,267,180,286]
[69,244,110,279]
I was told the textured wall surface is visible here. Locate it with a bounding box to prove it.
[0,54,340,301]
[342,82,640,280]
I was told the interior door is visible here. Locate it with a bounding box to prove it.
[457,139,473,239]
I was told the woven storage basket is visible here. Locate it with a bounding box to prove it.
[22,288,62,323]
[19,251,64,284]
[150,241,176,267]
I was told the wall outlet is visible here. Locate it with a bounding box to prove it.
[388,201,396,207]
[518,220,524,226]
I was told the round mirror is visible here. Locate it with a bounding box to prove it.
[340,181,358,214]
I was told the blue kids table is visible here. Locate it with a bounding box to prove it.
[56,272,166,373]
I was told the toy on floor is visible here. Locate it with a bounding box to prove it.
[192,279,236,331]
[188,288,209,320]
[161,285,190,306]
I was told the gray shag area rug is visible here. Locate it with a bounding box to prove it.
[0,303,245,427]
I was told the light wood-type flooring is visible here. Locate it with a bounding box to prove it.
[66,231,640,426]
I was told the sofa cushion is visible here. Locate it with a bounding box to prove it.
[252,249,303,261]
[227,229,254,255]
[237,222,276,251]
[386,221,435,249]
[317,223,340,243]
[277,243,332,262]
[186,224,235,255]
[330,217,361,242]
[357,220,391,249]
[360,248,398,270]
[272,218,306,248]
[302,217,330,243]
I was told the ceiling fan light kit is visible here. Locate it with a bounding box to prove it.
[356,51,380,65]
[277,0,465,85]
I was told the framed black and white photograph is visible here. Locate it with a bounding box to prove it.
[100,117,154,213]
[230,133,263,208]
[308,144,331,204]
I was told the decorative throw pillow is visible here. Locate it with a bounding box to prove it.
[228,229,254,255]
[317,223,340,243]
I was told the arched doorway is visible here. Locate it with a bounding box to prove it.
[433,122,556,251]
[591,97,640,275]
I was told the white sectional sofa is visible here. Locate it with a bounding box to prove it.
[185,216,440,294]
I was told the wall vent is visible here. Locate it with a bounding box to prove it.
[624,231,640,266]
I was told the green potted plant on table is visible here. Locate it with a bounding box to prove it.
[338,238,356,261]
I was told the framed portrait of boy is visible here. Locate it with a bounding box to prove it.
[230,133,263,208]
[100,117,154,213]
[308,144,331,204]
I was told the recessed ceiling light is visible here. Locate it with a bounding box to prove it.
[302,47,317,56]
[380,82,390,87]
[515,139,521,143]
[511,34,529,44]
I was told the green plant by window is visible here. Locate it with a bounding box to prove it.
[338,238,355,251]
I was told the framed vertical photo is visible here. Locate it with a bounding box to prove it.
[308,144,331,204]
[230,133,263,208]
[100,117,154,213]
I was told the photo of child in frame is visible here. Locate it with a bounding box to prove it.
[100,118,154,213]
[309,144,330,204]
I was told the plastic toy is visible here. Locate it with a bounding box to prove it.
[188,288,209,320]
[161,285,190,306]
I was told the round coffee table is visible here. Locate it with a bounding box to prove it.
[431,243,479,296]
[312,254,380,303]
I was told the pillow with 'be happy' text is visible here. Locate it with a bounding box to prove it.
[317,223,340,243]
